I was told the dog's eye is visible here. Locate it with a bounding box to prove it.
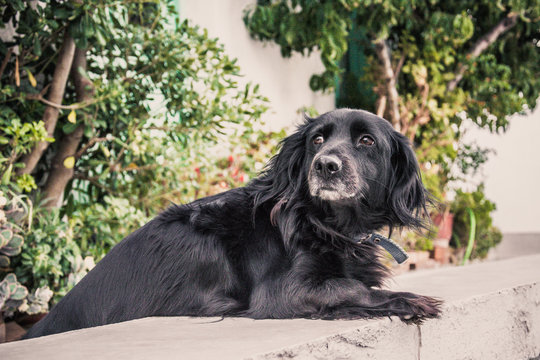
[313,135,324,145]
[359,135,375,146]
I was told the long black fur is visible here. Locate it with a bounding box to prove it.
[24,109,441,339]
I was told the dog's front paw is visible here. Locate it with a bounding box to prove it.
[398,294,442,324]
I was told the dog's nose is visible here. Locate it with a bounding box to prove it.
[314,155,342,178]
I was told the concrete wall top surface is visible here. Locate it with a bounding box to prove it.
[3,254,539,360]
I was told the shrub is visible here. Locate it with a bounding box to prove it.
[0,1,268,315]
[450,185,502,260]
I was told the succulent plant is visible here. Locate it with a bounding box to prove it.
[24,286,53,315]
[0,227,24,269]
[0,273,29,316]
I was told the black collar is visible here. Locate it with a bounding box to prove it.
[355,233,409,264]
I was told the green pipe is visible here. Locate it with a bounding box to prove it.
[461,208,476,265]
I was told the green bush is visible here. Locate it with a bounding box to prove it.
[12,206,92,303]
[0,1,268,316]
[71,196,149,261]
[450,185,502,260]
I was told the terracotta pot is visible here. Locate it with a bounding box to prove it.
[433,212,454,241]
[432,211,454,264]
[15,312,47,328]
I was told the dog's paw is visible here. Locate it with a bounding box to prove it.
[398,294,443,324]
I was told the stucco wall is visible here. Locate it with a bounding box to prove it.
[178,0,335,131]
[461,104,540,233]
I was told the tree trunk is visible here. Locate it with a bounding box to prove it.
[42,48,93,208]
[17,30,76,175]
[374,39,401,132]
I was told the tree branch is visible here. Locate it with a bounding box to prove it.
[447,13,519,92]
[25,92,97,110]
[393,53,406,82]
[0,47,14,79]
[75,136,109,159]
[376,95,387,117]
[374,39,401,131]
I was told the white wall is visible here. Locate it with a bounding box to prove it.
[461,105,540,233]
[178,0,335,131]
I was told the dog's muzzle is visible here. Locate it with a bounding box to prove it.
[313,155,342,180]
[308,154,359,201]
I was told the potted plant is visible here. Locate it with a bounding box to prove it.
[432,209,454,264]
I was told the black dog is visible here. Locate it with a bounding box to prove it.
[25,109,441,339]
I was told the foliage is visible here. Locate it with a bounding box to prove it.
[0,273,27,317]
[244,0,350,91]
[24,285,54,315]
[0,118,51,192]
[0,188,29,270]
[450,185,503,260]
[184,128,287,199]
[243,0,539,187]
[0,229,23,267]
[71,196,149,260]
[401,230,434,252]
[0,189,54,318]
[0,273,53,317]
[11,206,94,303]
[0,0,268,313]
[244,1,539,131]
[244,2,537,260]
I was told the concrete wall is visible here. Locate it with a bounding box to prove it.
[3,254,540,359]
[178,0,335,131]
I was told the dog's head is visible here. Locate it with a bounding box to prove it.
[257,109,428,233]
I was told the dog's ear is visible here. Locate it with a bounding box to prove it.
[251,122,310,249]
[387,131,428,230]
[253,122,308,212]
[303,112,315,123]
[269,125,308,202]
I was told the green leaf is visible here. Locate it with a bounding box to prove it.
[33,36,42,56]
[11,285,28,300]
[11,0,24,11]
[54,7,71,19]
[1,245,22,257]
[62,121,79,134]
[4,273,17,284]
[83,124,93,138]
[0,255,9,268]
[26,69,37,87]
[7,234,23,249]
[2,163,12,185]
[0,228,13,246]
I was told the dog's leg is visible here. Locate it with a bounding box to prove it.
[247,276,441,323]
[317,283,442,324]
